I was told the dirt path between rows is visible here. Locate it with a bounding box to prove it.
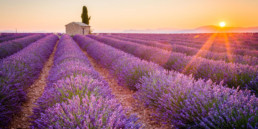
[10,41,59,129]
[83,51,170,129]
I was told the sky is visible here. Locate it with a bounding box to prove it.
[0,0,258,33]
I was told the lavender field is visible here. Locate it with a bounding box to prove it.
[0,33,257,128]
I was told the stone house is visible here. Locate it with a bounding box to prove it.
[65,22,90,35]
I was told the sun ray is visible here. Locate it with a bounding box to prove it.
[183,33,218,74]
[222,33,234,63]
[194,35,200,39]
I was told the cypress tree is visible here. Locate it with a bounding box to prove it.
[81,6,91,25]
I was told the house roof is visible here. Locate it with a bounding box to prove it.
[66,22,90,27]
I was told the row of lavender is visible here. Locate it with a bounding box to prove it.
[137,33,258,55]
[112,33,258,57]
[169,40,258,57]
[0,34,47,59]
[118,33,258,45]
[167,33,258,50]
[31,35,140,128]
[74,35,258,129]
[0,34,58,127]
[0,33,31,43]
[88,35,258,94]
[0,33,26,37]
[106,34,258,66]
[113,33,258,51]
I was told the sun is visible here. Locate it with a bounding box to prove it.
[219,22,226,27]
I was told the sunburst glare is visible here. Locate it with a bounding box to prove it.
[219,21,226,27]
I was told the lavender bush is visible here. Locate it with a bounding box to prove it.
[0,34,46,59]
[47,34,101,85]
[0,34,58,127]
[88,35,258,94]
[34,95,139,129]
[135,70,258,128]
[112,33,258,56]
[74,35,162,90]
[32,35,141,128]
[74,34,258,128]
[107,35,258,66]
[0,33,30,43]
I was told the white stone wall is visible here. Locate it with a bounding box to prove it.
[66,23,90,35]
[82,27,90,35]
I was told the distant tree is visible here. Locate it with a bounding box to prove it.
[81,6,91,25]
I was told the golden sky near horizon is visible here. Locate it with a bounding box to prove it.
[0,0,257,32]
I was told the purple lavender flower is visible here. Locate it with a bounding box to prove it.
[0,33,47,59]
[32,35,141,128]
[87,35,258,94]
[0,34,58,127]
[74,34,257,128]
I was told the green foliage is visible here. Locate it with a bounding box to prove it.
[81,6,91,25]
